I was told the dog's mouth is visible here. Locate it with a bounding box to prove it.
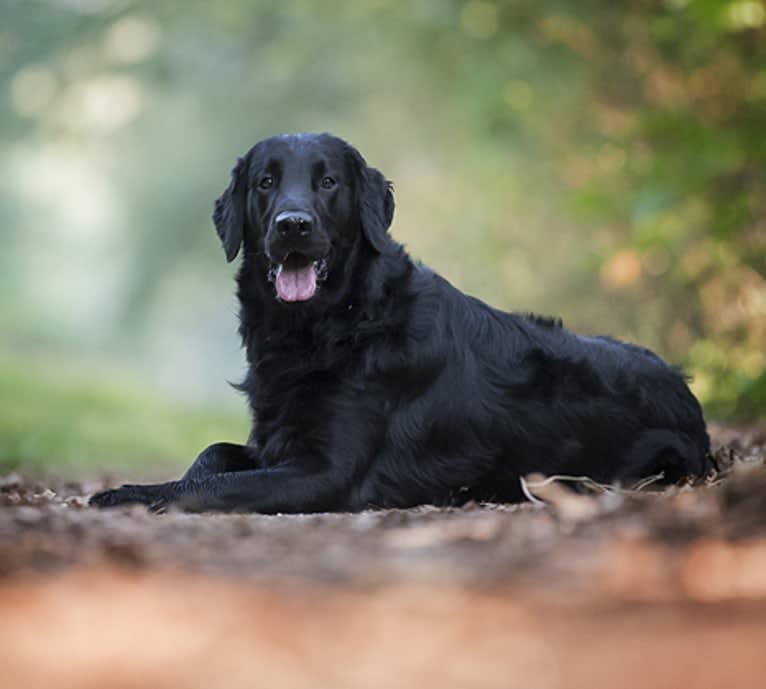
[268,252,328,302]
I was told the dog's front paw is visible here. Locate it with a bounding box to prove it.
[89,483,168,510]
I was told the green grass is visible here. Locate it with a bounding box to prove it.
[0,354,249,474]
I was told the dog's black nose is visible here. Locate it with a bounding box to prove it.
[275,211,313,237]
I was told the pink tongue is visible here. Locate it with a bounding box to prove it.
[275,264,317,302]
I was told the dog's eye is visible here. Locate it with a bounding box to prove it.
[320,176,336,190]
[258,176,274,190]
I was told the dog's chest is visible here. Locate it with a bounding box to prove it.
[247,337,350,437]
[248,340,395,466]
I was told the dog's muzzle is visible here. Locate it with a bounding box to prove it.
[266,211,329,302]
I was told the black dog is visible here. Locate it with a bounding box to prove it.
[91,133,710,513]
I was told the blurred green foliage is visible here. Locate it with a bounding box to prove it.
[400,0,766,418]
[1,0,764,467]
[0,354,248,472]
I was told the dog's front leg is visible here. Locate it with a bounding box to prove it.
[89,443,262,512]
[90,463,344,514]
[89,479,188,512]
[172,465,343,513]
[88,480,182,512]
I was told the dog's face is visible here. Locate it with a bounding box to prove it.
[213,133,395,303]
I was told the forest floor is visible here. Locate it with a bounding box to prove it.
[1,424,766,689]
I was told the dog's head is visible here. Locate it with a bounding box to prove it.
[213,133,395,303]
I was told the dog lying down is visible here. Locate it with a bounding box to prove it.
[91,133,711,514]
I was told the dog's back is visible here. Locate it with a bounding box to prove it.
[388,273,712,498]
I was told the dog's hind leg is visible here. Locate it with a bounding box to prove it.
[614,429,710,485]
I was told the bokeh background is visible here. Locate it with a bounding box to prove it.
[2,0,765,473]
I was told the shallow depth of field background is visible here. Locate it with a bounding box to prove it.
[2,0,764,472]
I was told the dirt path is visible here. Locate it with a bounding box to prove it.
[1,425,765,688]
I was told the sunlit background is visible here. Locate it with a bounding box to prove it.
[2,0,765,472]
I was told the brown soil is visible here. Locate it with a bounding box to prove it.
[1,423,765,689]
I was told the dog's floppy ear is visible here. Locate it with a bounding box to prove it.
[212,155,248,262]
[345,140,395,253]
[359,165,395,253]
